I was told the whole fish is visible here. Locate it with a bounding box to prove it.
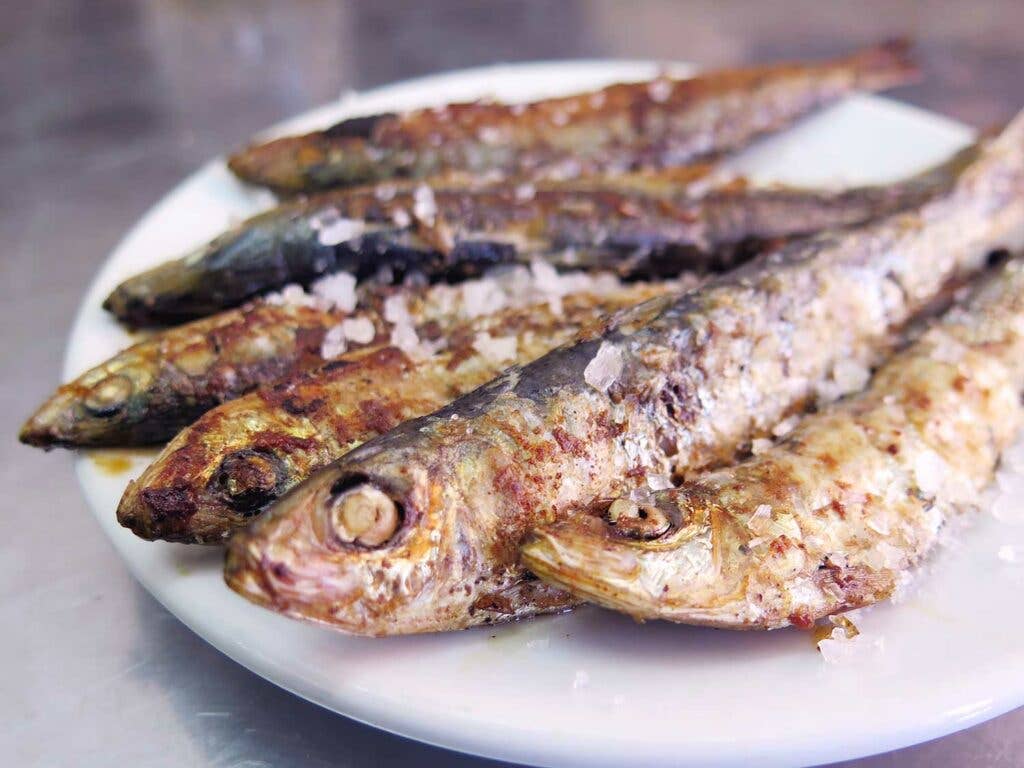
[227,41,918,193]
[521,257,1024,629]
[224,113,1024,636]
[104,148,971,326]
[19,300,357,449]
[117,280,683,543]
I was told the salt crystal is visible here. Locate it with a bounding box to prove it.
[390,322,420,354]
[913,450,947,497]
[530,259,563,295]
[391,207,412,228]
[998,545,1019,563]
[818,628,885,664]
[320,325,348,359]
[647,79,673,103]
[311,272,357,312]
[477,126,503,145]
[747,504,772,526]
[267,283,317,308]
[514,183,536,202]
[646,474,674,491]
[472,332,518,365]
[383,294,411,325]
[832,358,870,395]
[412,185,437,224]
[374,184,397,202]
[772,415,800,437]
[341,316,376,345]
[461,279,506,318]
[751,438,773,455]
[316,217,365,247]
[583,342,624,393]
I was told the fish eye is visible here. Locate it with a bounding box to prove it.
[605,497,671,540]
[210,448,286,514]
[325,476,403,548]
[83,374,134,417]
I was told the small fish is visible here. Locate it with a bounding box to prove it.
[522,257,1024,629]
[117,280,683,542]
[19,300,356,449]
[223,113,1024,636]
[103,143,969,327]
[227,41,919,193]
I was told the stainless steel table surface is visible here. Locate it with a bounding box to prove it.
[5,2,1022,766]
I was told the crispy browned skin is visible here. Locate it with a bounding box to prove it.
[105,143,970,326]
[224,114,1024,636]
[228,41,918,193]
[18,301,357,448]
[523,257,1024,629]
[117,282,682,543]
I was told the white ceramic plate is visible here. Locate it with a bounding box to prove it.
[67,61,1024,768]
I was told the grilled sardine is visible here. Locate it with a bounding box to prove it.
[522,257,1024,629]
[117,280,684,542]
[224,112,1024,636]
[19,300,356,449]
[228,41,918,193]
[105,149,972,326]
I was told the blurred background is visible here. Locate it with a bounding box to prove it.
[4,2,1022,766]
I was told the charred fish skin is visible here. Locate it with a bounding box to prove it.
[18,301,351,449]
[224,113,1024,636]
[104,143,971,327]
[522,258,1024,630]
[117,283,679,543]
[227,41,919,193]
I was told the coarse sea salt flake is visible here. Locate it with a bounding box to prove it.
[472,332,518,365]
[316,216,365,246]
[391,207,412,228]
[772,415,800,437]
[584,342,623,393]
[913,450,947,497]
[383,294,411,325]
[818,628,884,664]
[647,79,673,103]
[748,504,772,525]
[341,316,376,345]
[413,185,438,224]
[320,325,348,359]
[311,272,357,312]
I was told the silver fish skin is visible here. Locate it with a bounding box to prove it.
[224,112,1024,636]
[522,257,1024,629]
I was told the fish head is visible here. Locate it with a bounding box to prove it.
[19,359,157,448]
[520,485,760,628]
[224,369,581,634]
[224,441,461,635]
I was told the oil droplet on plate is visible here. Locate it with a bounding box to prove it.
[91,453,133,475]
